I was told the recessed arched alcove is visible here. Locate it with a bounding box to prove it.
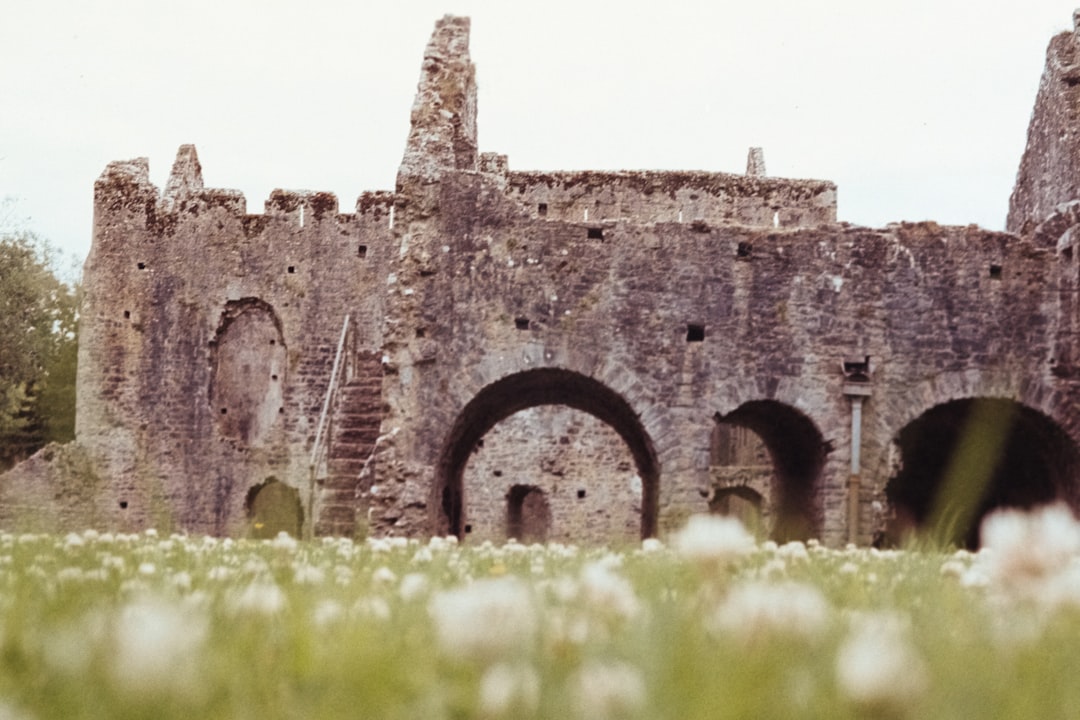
[435,368,660,540]
[209,298,286,447]
[246,478,303,539]
[713,401,828,541]
[885,398,1080,548]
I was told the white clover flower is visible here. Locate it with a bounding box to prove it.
[207,566,232,582]
[367,538,393,553]
[428,576,537,662]
[478,662,541,716]
[777,541,809,562]
[352,596,392,621]
[229,581,287,615]
[641,538,664,553]
[400,573,429,602]
[143,528,158,538]
[293,564,325,585]
[570,660,647,720]
[110,596,208,696]
[312,599,345,628]
[334,565,355,586]
[710,580,830,643]
[836,612,927,708]
[171,571,193,592]
[63,533,84,549]
[137,562,156,576]
[672,514,755,569]
[579,561,641,621]
[372,566,397,586]
[271,531,299,552]
[412,547,434,564]
[760,558,787,579]
[978,503,1080,597]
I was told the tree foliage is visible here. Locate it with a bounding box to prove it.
[0,200,79,469]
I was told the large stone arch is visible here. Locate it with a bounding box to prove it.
[434,367,661,540]
[882,396,1080,547]
[713,400,828,541]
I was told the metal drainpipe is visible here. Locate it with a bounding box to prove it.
[843,382,872,545]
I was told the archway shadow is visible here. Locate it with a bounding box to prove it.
[435,368,660,539]
[885,398,1080,548]
[714,400,828,541]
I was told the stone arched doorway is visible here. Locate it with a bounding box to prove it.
[712,401,828,541]
[435,368,660,541]
[246,478,303,539]
[884,398,1080,547]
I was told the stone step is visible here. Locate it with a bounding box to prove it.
[335,412,383,429]
[329,457,367,474]
[334,427,380,444]
[318,504,357,524]
[329,445,375,461]
[318,486,357,504]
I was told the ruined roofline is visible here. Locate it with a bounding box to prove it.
[504,169,836,196]
[94,144,396,221]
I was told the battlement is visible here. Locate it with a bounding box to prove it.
[94,145,396,236]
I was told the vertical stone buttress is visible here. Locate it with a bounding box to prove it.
[1008,12,1080,234]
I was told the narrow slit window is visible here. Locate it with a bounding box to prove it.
[577,489,587,499]
[737,242,752,259]
[538,203,548,217]
[989,264,1003,279]
[358,244,368,258]
[687,324,706,342]
[287,266,296,274]
[137,262,146,270]
[515,317,530,330]
[587,227,604,240]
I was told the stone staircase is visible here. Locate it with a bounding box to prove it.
[314,353,383,537]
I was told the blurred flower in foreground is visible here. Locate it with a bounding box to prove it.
[709,580,830,644]
[978,503,1080,593]
[835,611,927,711]
[478,662,540,717]
[428,576,537,662]
[570,660,646,720]
[110,596,208,697]
[671,514,755,570]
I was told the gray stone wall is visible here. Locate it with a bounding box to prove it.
[74,146,394,536]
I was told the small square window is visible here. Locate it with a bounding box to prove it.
[687,324,705,342]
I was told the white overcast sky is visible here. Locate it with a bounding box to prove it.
[1,0,1077,265]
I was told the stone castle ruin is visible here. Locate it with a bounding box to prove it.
[7,13,1080,546]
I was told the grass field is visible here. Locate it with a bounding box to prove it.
[0,506,1078,719]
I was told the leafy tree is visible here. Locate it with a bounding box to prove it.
[0,199,79,469]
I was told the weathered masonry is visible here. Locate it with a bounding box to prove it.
[7,13,1080,547]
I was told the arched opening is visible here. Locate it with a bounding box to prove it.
[885,398,1080,548]
[246,478,303,539]
[709,485,765,538]
[209,298,286,447]
[712,401,827,541]
[465,407,642,544]
[436,368,660,540]
[506,484,552,543]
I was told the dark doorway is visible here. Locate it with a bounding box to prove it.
[885,398,1080,547]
